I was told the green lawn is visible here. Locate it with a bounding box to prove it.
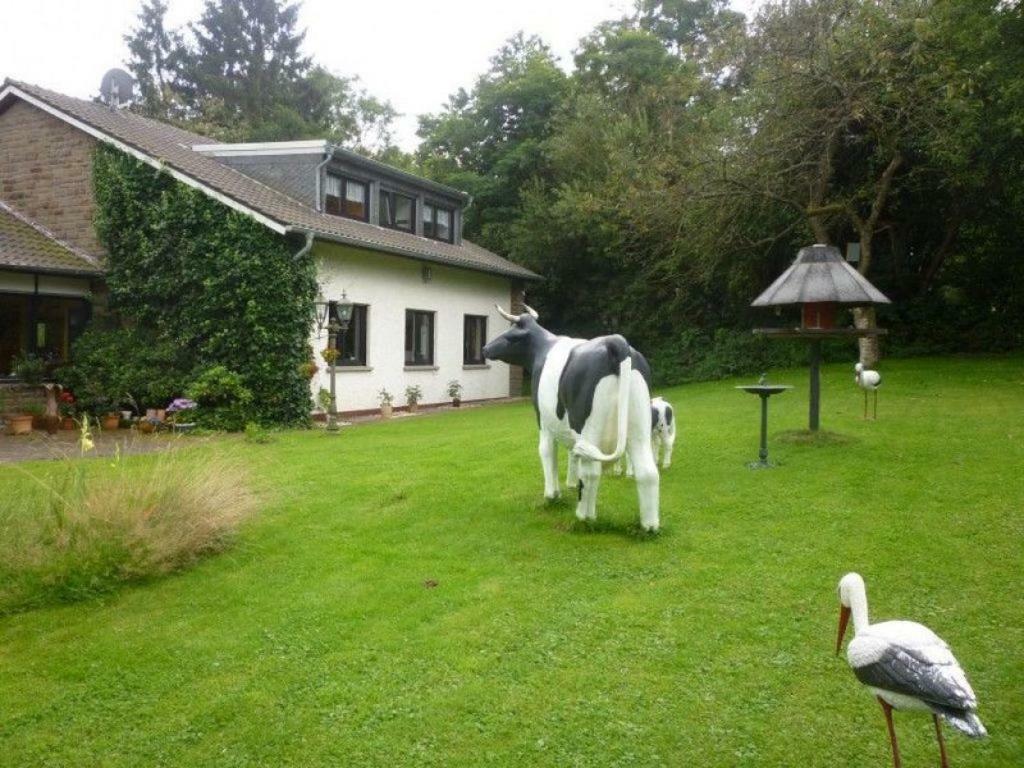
[1,355,1022,767]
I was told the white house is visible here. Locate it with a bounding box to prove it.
[0,80,539,413]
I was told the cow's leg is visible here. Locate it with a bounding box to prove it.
[624,451,634,477]
[575,457,602,521]
[566,450,579,487]
[661,429,675,469]
[538,431,560,500]
[627,379,660,531]
[628,440,660,531]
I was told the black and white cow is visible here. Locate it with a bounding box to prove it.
[483,305,660,531]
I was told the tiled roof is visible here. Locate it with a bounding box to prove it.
[0,200,101,275]
[0,80,540,282]
[752,244,890,307]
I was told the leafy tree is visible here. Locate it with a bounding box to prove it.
[124,0,396,149]
[124,0,184,120]
[416,33,570,251]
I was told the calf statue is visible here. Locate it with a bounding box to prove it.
[618,396,677,477]
[483,305,660,531]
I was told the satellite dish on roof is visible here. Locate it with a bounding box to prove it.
[99,68,135,110]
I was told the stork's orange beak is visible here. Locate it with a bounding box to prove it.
[836,605,851,656]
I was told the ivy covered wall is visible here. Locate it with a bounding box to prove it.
[81,145,317,425]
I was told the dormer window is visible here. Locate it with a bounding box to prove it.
[423,202,454,243]
[379,189,415,232]
[325,173,368,221]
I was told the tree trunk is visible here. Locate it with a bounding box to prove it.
[854,306,879,367]
[854,231,881,366]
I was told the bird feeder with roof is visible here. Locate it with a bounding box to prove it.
[751,244,890,432]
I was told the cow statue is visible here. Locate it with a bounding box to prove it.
[617,396,677,477]
[483,305,660,531]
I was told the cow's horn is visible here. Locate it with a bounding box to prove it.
[522,304,539,319]
[495,304,518,323]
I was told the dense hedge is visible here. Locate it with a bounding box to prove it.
[72,146,317,426]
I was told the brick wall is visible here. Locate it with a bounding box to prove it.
[508,281,526,397]
[0,99,104,258]
[0,383,46,414]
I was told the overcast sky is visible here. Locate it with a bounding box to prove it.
[0,0,761,151]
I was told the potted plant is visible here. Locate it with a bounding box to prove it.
[101,410,121,431]
[447,379,463,408]
[12,353,46,388]
[405,384,423,414]
[166,397,198,433]
[379,388,394,419]
[26,403,45,430]
[299,348,319,380]
[315,387,332,417]
[0,391,32,436]
[59,390,77,430]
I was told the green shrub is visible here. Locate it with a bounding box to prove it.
[61,325,189,414]
[186,365,253,432]
[243,421,274,444]
[0,447,258,615]
[91,145,316,427]
[645,328,851,387]
[12,353,47,386]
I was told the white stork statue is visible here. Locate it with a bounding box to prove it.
[836,573,987,768]
[855,362,882,419]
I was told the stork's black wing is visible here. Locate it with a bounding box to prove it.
[853,643,976,711]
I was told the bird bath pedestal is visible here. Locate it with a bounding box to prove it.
[736,384,792,469]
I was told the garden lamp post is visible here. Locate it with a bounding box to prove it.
[315,289,354,433]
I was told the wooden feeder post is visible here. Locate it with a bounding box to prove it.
[751,244,891,432]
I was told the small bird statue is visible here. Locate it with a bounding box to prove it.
[758,372,767,386]
[835,572,987,768]
[855,362,882,419]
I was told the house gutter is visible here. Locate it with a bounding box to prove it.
[314,143,337,212]
[291,229,315,261]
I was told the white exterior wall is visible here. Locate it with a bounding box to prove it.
[312,241,513,412]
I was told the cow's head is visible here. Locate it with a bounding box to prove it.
[483,304,545,368]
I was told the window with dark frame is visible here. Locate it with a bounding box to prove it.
[379,190,415,232]
[463,314,487,365]
[422,201,455,243]
[324,173,369,221]
[404,309,435,366]
[330,303,368,366]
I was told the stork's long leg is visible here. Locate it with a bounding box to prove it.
[933,714,949,768]
[873,389,878,420]
[878,697,902,768]
[864,390,869,419]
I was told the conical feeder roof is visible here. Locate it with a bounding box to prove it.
[751,244,890,307]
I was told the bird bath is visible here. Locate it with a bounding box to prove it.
[736,382,792,468]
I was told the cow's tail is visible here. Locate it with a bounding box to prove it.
[572,342,632,463]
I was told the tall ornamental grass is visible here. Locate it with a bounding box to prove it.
[0,443,258,615]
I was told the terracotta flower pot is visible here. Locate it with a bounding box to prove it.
[61,417,76,430]
[5,414,33,436]
[31,414,45,430]
[101,412,121,430]
[452,398,461,408]
[138,420,155,434]
[380,404,393,419]
[408,402,419,414]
